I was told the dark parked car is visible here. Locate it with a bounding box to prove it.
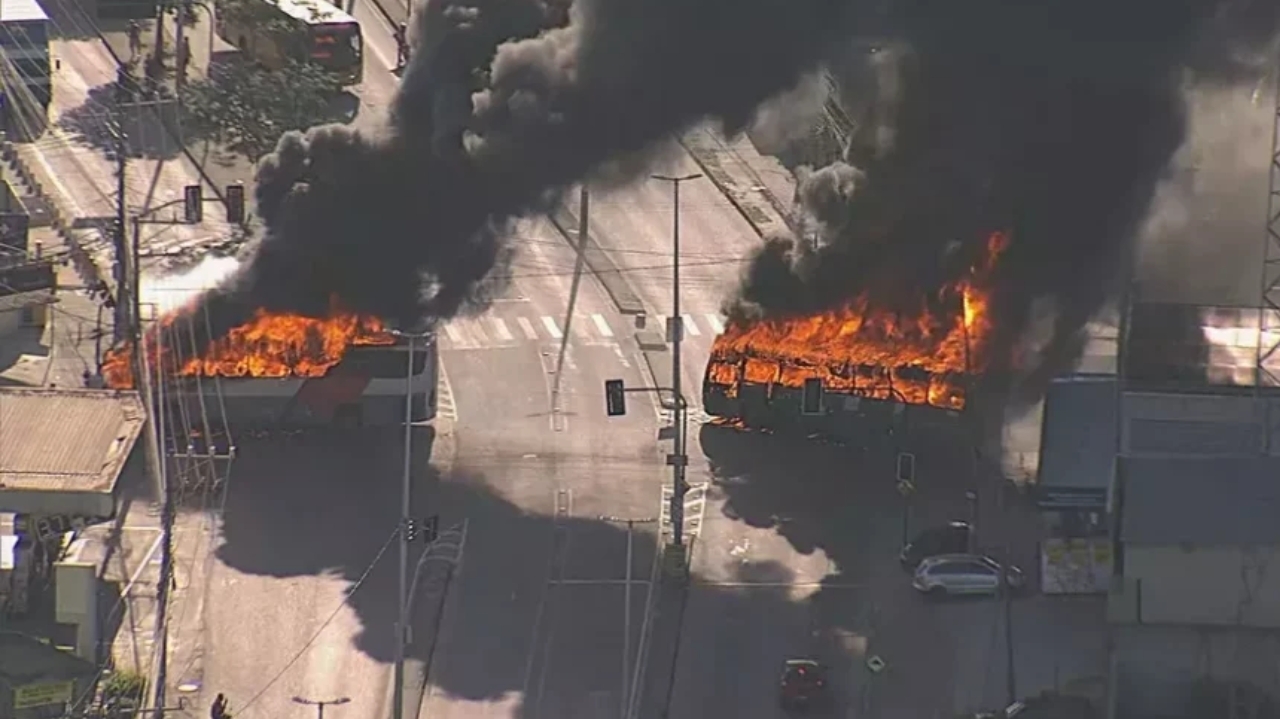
[779,658,829,711]
[900,521,972,569]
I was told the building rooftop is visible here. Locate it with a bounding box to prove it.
[1038,375,1118,490]
[0,631,95,686]
[1120,456,1280,546]
[0,388,145,496]
[0,0,49,24]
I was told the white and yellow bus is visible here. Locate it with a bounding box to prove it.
[215,0,363,85]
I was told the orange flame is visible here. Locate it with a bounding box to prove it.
[706,231,1010,411]
[103,302,395,390]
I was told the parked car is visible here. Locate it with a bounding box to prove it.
[912,553,1025,597]
[900,521,972,569]
[779,658,830,711]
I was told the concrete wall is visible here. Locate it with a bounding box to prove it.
[1124,544,1280,627]
[1112,625,1280,719]
[1120,392,1280,456]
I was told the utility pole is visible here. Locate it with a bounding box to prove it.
[111,114,129,343]
[650,173,701,552]
[599,515,657,719]
[291,696,350,719]
[389,328,433,719]
[551,185,589,419]
[1003,544,1017,706]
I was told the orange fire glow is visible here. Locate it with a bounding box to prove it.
[103,303,396,390]
[705,231,1010,411]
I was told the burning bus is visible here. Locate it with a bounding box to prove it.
[702,232,1008,435]
[103,304,438,429]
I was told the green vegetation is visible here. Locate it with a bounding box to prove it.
[100,668,147,710]
[180,58,342,161]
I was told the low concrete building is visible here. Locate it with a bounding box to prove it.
[0,630,96,719]
[0,388,147,660]
[1108,456,1280,717]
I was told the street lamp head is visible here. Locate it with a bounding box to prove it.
[650,173,703,183]
[291,697,309,705]
[333,698,352,705]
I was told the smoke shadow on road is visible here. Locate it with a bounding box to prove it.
[694,421,1014,716]
[207,424,885,716]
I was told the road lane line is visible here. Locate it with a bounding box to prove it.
[591,313,614,338]
[517,316,539,340]
[682,314,701,336]
[541,316,563,339]
[706,313,725,334]
[490,317,514,342]
[443,322,463,345]
[461,318,490,348]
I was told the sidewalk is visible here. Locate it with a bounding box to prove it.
[2,15,246,301]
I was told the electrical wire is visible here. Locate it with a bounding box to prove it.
[233,524,399,717]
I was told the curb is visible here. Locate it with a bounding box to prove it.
[678,127,794,241]
[547,200,646,316]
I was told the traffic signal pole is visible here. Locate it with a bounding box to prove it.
[650,173,701,552]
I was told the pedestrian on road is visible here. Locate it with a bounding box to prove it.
[394,22,409,70]
[127,20,142,58]
[177,36,191,81]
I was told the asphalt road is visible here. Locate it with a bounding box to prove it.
[194,16,426,719]
[420,214,668,719]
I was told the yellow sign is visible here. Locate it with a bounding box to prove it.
[14,680,74,709]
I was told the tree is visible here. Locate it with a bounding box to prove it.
[180,58,342,161]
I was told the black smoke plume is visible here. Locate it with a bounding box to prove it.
[732,0,1279,402]
[174,0,863,348]
[171,0,1275,395]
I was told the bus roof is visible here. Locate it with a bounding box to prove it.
[268,0,357,26]
[0,0,50,23]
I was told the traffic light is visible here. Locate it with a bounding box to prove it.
[184,184,203,223]
[801,377,823,415]
[605,379,626,416]
[404,517,418,542]
[225,183,245,224]
[424,515,439,543]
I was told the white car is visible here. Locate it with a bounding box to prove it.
[912,553,1025,597]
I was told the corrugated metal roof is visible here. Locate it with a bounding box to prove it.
[1120,457,1280,546]
[1038,375,1117,489]
[0,388,145,493]
[0,0,49,23]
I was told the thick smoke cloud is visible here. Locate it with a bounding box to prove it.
[732,0,1280,400]
[177,0,1276,398]
[180,0,859,347]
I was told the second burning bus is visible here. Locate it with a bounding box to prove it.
[215,0,363,85]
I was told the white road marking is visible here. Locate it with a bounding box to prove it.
[682,314,701,336]
[443,322,463,344]
[517,317,539,340]
[706,313,725,334]
[591,313,614,338]
[491,317,514,342]
[541,316,563,339]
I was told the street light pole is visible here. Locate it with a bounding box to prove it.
[599,515,657,718]
[390,328,433,719]
[291,696,350,719]
[650,173,701,550]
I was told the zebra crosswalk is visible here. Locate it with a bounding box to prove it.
[438,312,729,350]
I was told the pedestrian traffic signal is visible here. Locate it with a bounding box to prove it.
[605,379,626,417]
[404,517,418,542]
[424,515,439,544]
[801,377,823,415]
[184,184,203,223]
[225,184,245,224]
